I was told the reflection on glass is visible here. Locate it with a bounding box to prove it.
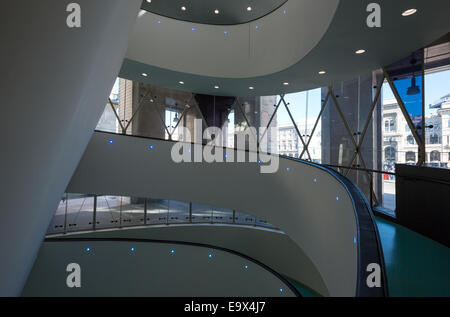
[47,195,67,234]
[65,194,94,232]
[96,195,121,229]
[121,197,145,227]
[146,198,169,224]
[191,202,212,223]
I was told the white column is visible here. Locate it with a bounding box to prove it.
[0,0,141,296]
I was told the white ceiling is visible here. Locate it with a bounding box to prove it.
[128,0,339,78]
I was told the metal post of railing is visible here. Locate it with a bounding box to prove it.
[63,193,68,234]
[167,200,170,225]
[370,176,373,209]
[189,202,192,223]
[93,195,97,231]
[119,196,123,228]
[232,210,236,224]
[144,199,147,226]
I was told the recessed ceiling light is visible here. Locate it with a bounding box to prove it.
[247,7,252,12]
[283,82,289,86]
[142,73,148,77]
[214,85,220,89]
[179,81,184,85]
[249,86,254,90]
[319,71,326,75]
[355,49,366,54]
[146,0,151,3]
[214,9,219,14]
[402,9,417,16]
[181,6,186,11]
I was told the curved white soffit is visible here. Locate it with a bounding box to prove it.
[126,0,340,79]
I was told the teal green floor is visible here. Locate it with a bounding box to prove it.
[289,218,449,297]
[375,217,450,297]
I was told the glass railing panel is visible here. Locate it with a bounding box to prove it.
[96,195,121,229]
[65,194,94,232]
[120,197,146,227]
[146,198,169,224]
[168,200,189,223]
[46,193,279,235]
[212,207,234,224]
[47,195,67,234]
[191,202,213,223]
[235,211,256,226]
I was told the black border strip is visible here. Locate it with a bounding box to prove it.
[45,237,302,297]
[90,131,389,297]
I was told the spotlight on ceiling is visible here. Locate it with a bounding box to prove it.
[181,6,186,11]
[214,85,220,89]
[402,9,417,16]
[355,49,366,54]
[249,86,254,90]
[146,0,151,3]
[142,73,148,77]
[214,9,219,15]
[407,76,420,95]
[247,7,252,12]
[179,81,184,85]
[283,82,289,86]
[319,71,326,75]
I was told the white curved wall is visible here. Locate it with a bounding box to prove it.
[23,240,296,297]
[0,1,141,296]
[67,132,358,296]
[127,0,340,78]
[54,224,330,296]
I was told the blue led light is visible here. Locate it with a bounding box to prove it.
[244,265,248,269]
[286,167,290,172]
[86,247,90,252]
[336,196,340,201]
[224,30,228,35]
[188,148,192,153]
[108,140,114,144]
[224,154,228,158]
[280,288,283,293]
[191,27,196,31]
[283,10,287,15]
[313,178,317,183]
[157,20,161,24]
[149,145,154,150]
[208,253,213,259]
[258,160,261,164]
[170,249,175,254]
[354,237,357,244]
[255,25,259,30]
[131,247,135,252]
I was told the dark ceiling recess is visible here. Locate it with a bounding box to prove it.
[195,94,235,128]
[141,0,287,25]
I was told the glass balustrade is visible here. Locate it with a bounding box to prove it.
[46,193,279,235]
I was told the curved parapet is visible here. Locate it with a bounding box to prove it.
[23,238,299,297]
[67,131,388,296]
